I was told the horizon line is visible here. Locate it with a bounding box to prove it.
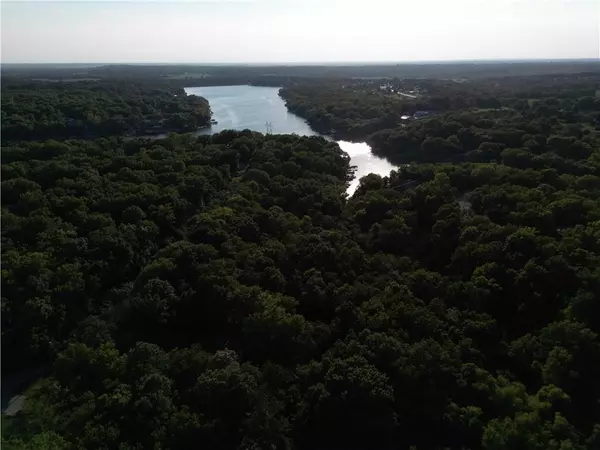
[2,58,600,67]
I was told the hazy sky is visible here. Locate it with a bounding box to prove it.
[2,0,599,63]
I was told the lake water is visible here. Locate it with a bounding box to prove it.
[184,85,396,195]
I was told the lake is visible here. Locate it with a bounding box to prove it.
[184,85,396,195]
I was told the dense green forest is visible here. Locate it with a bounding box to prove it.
[1,81,211,142]
[3,67,600,449]
[279,77,507,140]
[280,73,600,143]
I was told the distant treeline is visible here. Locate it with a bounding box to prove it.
[3,60,600,83]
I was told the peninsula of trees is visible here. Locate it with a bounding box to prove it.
[1,81,211,142]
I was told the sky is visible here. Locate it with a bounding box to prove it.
[1,0,599,64]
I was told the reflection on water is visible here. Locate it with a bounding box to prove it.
[184,85,397,195]
[335,141,396,195]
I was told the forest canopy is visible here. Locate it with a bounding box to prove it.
[2,68,600,450]
[1,81,211,142]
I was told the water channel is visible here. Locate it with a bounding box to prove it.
[184,85,396,195]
